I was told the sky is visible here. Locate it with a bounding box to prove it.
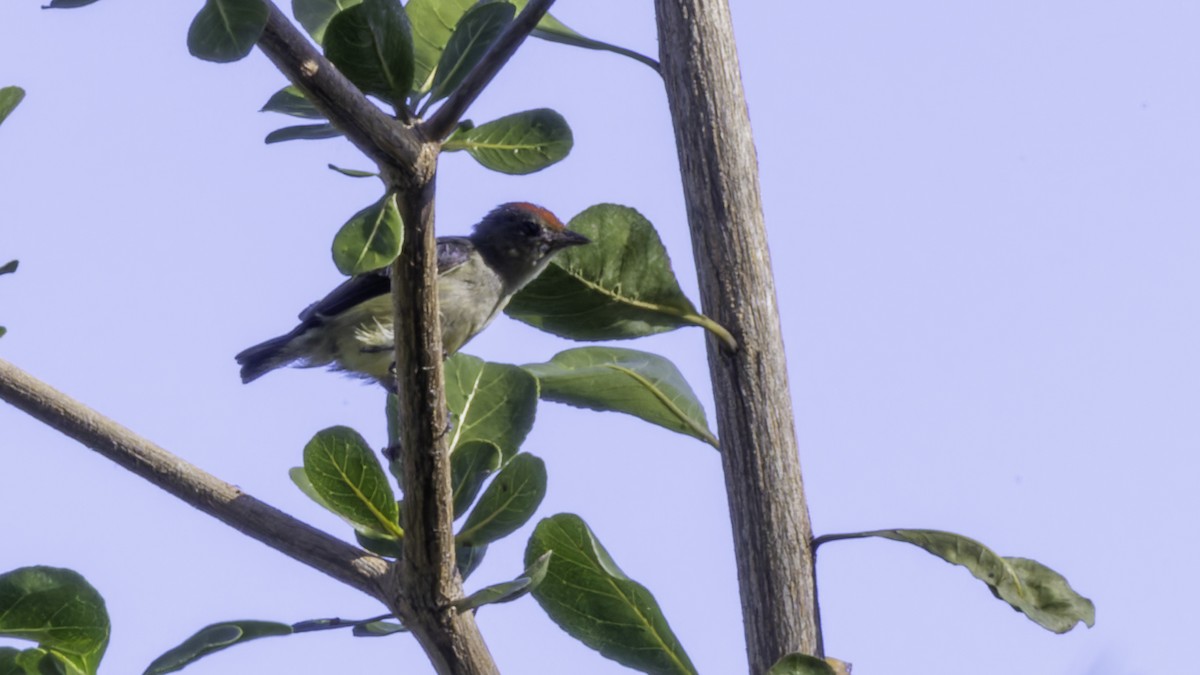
[1,2,1196,674]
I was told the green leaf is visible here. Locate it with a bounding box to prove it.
[0,567,109,675]
[187,0,268,64]
[442,108,572,174]
[331,193,403,275]
[355,528,404,557]
[506,204,735,348]
[143,621,292,675]
[497,0,659,72]
[42,0,103,7]
[0,328,7,339]
[451,440,503,519]
[351,621,407,637]
[261,85,323,119]
[444,354,538,461]
[457,453,546,547]
[524,347,717,448]
[526,514,697,675]
[426,2,514,105]
[0,88,25,127]
[405,0,475,96]
[324,0,414,104]
[0,260,16,276]
[766,653,838,675]
[818,529,1096,633]
[456,543,487,580]
[454,550,551,611]
[328,163,378,178]
[264,122,344,144]
[302,426,403,539]
[292,0,361,43]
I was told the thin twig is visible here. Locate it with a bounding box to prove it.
[0,358,390,599]
[421,0,557,141]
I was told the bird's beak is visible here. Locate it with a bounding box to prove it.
[552,229,591,250]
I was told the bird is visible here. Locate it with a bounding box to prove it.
[236,202,589,386]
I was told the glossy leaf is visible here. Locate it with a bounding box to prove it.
[331,193,403,275]
[0,87,25,127]
[444,354,537,461]
[352,621,407,637]
[324,0,414,104]
[526,514,697,675]
[766,653,837,675]
[506,204,734,348]
[302,426,403,539]
[426,2,513,105]
[405,0,474,95]
[0,260,16,276]
[143,621,291,675]
[455,551,551,611]
[264,123,343,144]
[457,454,546,547]
[499,0,659,72]
[328,163,378,178]
[187,0,268,63]
[442,108,572,175]
[0,567,109,675]
[292,0,361,43]
[524,347,717,448]
[820,529,1095,633]
[451,440,503,518]
[261,86,323,119]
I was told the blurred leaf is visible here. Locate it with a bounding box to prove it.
[455,551,552,611]
[0,567,109,675]
[457,454,546,547]
[0,328,7,339]
[328,163,378,178]
[0,88,25,127]
[499,0,659,72]
[524,347,717,448]
[292,0,361,43]
[451,440,503,519]
[187,0,268,63]
[442,108,571,174]
[507,204,735,348]
[819,529,1096,633]
[766,653,837,675]
[405,0,474,95]
[351,621,408,637]
[144,621,291,674]
[42,0,103,7]
[526,514,697,675]
[303,426,403,539]
[331,193,403,275]
[445,354,537,461]
[456,543,488,580]
[324,0,414,104]
[0,260,16,276]
[261,85,323,119]
[426,2,513,105]
[264,123,344,144]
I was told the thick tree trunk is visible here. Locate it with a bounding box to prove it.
[654,1,820,671]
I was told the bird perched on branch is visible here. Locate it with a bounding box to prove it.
[236,202,588,386]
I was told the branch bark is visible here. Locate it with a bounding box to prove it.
[654,0,820,671]
[0,358,389,598]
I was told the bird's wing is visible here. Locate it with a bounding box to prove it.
[296,236,476,322]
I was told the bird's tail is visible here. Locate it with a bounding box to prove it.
[235,328,304,383]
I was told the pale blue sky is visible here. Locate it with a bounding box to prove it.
[2,2,1196,674]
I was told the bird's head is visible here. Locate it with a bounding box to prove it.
[471,202,590,292]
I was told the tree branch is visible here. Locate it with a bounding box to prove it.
[0,358,390,599]
[256,1,425,180]
[654,0,820,670]
[421,0,557,141]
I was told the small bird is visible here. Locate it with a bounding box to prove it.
[236,202,589,386]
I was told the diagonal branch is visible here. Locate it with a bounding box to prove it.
[421,0,557,141]
[0,358,390,599]
[255,1,425,179]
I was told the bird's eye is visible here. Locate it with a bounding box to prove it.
[520,220,540,237]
